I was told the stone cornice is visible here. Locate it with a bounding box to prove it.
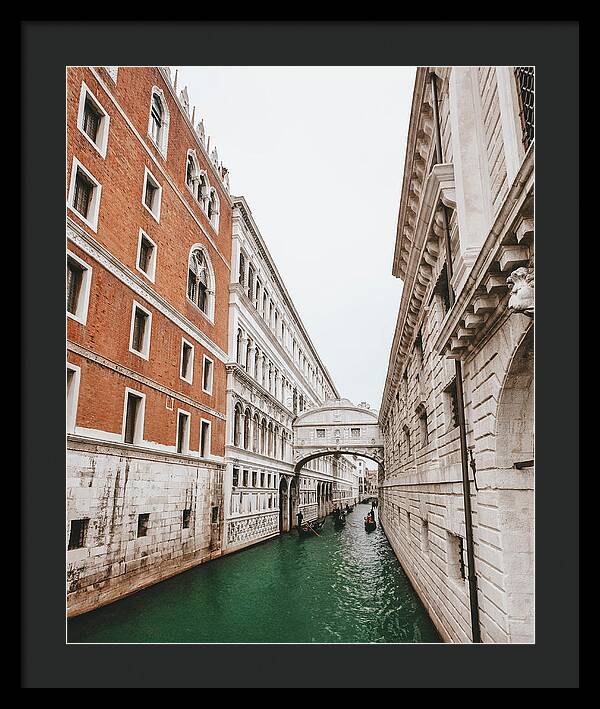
[68,434,226,468]
[232,196,340,399]
[433,146,535,358]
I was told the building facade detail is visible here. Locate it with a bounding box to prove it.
[67,66,233,617]
[223,197,360,552]
[379,66,534,644]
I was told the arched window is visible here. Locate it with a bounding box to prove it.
[148,88,169,156]
[238,252,246,285]
[403,425,411,457]
[274,426,280,459]
[233,403,243,447]
[207,188,220,231]
[268,422,274,457]
[197,172,209,210]
[236,328,244,365]
[261,418,267,455]
[243,408,251,450]
[245,338,252,371]
[186,154,195,187]
[253,413,260,452]
[187,247,213,317]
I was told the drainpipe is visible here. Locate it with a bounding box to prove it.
[430,71,482,643]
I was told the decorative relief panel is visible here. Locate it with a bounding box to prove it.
[226,513,278,546]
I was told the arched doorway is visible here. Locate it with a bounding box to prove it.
[289,477,299,530]
[279,477,289,533]
[496,327,534,470]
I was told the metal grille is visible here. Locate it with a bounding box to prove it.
[67,258,83,315]
[515,67,535,149]
[68,518,88,550]
[73,170,93,217]
[83,98,101,142]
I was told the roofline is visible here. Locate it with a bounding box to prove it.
[232,196,340,399]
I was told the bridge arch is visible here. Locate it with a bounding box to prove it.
[292,398,384,473]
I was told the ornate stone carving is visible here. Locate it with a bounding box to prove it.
[196,119,205,145]
[507,266,534,317]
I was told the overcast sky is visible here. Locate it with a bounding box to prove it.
[174,66,415,411]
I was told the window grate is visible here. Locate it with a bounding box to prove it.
[73,170,93,218]
[138,236,153,273]
[515,67,534,150]
[67,258,84,315]
[68,518,89,550]
[83,98,101,142]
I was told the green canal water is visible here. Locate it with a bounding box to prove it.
[68,503,440,643]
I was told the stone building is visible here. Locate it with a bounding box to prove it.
[224,198,357,550]
[378,67,534,643]
[67,67,233,615]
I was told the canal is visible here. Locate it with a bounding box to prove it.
[68,503,440,643]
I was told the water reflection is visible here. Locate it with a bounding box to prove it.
[68,502,440,643]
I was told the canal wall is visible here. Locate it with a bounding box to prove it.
[67,438,225,617]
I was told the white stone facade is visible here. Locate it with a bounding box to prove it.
[224,197,355,551]
[379,67,534,643]
[67,439,224,616]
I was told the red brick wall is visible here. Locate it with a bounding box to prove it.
[67,66,231,452]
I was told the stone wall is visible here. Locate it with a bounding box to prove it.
[67,438,224,617]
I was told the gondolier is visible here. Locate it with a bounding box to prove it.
[297,510,303,528]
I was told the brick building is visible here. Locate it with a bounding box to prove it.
[67,67,233,615]
[378,67,534,643]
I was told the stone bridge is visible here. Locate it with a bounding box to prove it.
[292,398,384,472]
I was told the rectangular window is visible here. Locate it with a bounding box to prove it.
[243,470,249,487]
[232,467,239,487]
[77,82,111,158]
[444,378,459,430]
[136,230,157,281]
[67,252,92,325]
[200,419,211,457]
[316,428,325,438]
[180,339,194,384]
[137,513,149,538]
[142,167,162,221]
[418,408,429,447]
[68,518,89,550]
[202,356,214,394]
[83,98,102,143]
[129,301,152,359]
[73,169,94,219]
[260,472,265,488]
[211,506,219,524]
[351,428,360,438]
[124,391,144,444]
[182,509,192,529]
[132,307,148,353]
[252,471,257,488]
[176,410,190,454]
[67,257,83,315]
[267,473,272,488]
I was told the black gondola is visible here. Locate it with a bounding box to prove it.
[298,518,326,537]
[334,512,346,530]
[364,513,377,532]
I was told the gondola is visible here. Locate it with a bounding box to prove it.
[298,518,326,537]
[334,513,346,530]
[364,513,377,532]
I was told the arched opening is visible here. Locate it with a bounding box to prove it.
[289,477,299,530]
[278,477,289,533]
[496,327,534,469]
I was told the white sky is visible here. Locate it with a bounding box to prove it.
[174,66,415,410]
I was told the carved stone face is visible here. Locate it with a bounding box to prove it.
[507,267,534,315]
